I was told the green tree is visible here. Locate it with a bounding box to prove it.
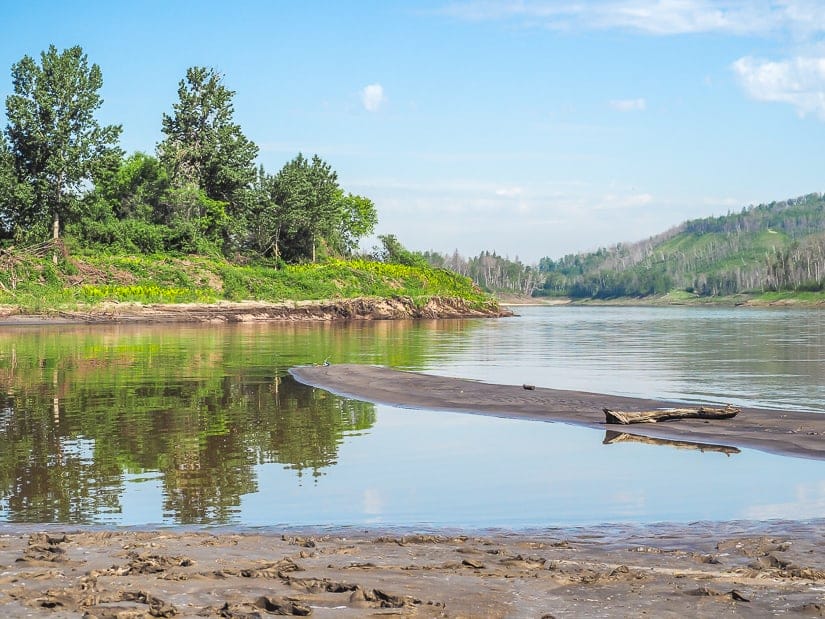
[0,135,33,240]
[107,152,169,221]
[244,165,288,258]
[270,153,340,262]
[375,234,426,267]
[69,151,174,253]
[4,45,122,241]
[158,67,258,208]
[329,190,377,256]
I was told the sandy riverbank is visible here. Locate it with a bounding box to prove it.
[0,298,512,325]
[290,364,825,460]
[1,522,824,618]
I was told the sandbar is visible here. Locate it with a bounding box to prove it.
[290,364,825,460]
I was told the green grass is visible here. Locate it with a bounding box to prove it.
[0,251,492,311]
[750,290,825,304]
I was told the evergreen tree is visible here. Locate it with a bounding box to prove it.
[158,66,258,206]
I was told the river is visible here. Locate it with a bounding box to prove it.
[1,306,823,527]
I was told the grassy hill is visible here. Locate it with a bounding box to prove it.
[0,246,495,314]
[536,193,825,300]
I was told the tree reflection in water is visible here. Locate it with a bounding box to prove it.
[0,325,379,524]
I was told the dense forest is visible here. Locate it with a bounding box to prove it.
[536,193,825,299]
[0,46,376,263]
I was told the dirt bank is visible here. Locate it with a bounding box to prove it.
[1,522,823,617]
[290,364,825,460]
[0,297,512,325]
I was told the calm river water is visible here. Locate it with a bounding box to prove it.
[1,306,824,528]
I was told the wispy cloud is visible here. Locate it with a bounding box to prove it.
[361,83,387,112]
[440,2,825,121]
[609,97,647,111]
[732,55,825,119]
[439,1,825,37]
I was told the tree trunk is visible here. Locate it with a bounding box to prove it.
[52,212,59,264]
[603,405,739,425]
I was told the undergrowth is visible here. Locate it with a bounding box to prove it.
[0,250,491,311]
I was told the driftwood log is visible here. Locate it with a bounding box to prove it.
[603,405,740,425]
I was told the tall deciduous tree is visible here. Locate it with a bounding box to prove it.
[329,190,377,256]
[4,45,122,241]
[158,66,258,206]
[270,153,340,262]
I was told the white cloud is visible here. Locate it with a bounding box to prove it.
[361,83,387,112]
[595,0,771,36]
[732,55,825,119]
[439,1,825,37]
[441,2,825,121]
[609,97,647,111]
[495,186,524,197]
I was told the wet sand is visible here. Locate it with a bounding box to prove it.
[290,364,825,460]
[1,522,824,618]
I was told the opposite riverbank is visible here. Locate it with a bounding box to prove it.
[523,290,825,308]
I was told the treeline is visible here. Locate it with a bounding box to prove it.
[422,250,541,295]
[0,46,376,263]
[536,193,825,298]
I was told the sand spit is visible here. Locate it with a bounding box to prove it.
[290,364,825,460]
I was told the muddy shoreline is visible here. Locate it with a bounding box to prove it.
[1,521,824,617]
[0,297,512,325]
[290,364,825,461]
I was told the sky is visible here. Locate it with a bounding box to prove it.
[2,1,825,263]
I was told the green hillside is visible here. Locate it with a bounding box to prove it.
[536,193,825,299]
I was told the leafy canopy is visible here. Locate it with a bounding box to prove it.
[3,45,122,239]
[158,66,258,204]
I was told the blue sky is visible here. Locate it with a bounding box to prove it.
[3,1,825,263]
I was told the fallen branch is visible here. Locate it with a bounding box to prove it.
[603,405,739,425]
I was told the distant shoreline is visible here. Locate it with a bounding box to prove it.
[507,294,825,308]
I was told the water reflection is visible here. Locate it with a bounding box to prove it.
[603,430,741,456]
[2,307,825,527]
[0,326,379,524]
